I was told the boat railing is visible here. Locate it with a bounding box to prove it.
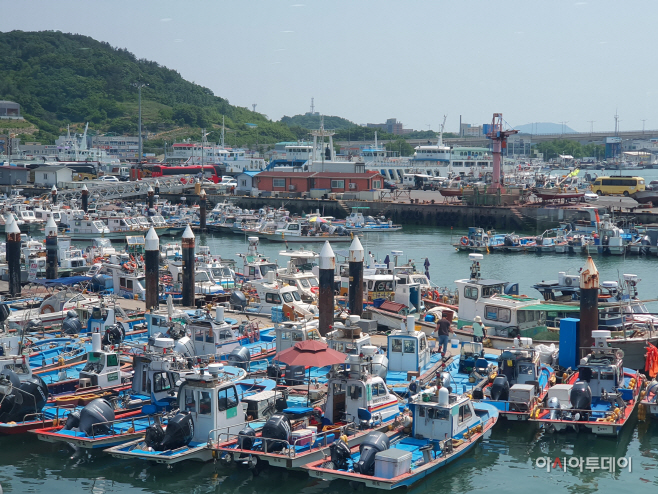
[88,412,162,439]
[22,404,77,427]
[212,422,358,457]
[532,406,626,422]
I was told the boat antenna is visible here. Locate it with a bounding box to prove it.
[438,115,447,147]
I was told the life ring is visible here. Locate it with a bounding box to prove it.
[41,304,55,314]
[310,286,319,294]
[433,290,440,300]
[460,236,469,246]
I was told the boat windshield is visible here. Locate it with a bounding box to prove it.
[260,264,277,276]
[94,238,112,248]
[309,278,318,287]
[196,272,211,282]
[291,291,301,301]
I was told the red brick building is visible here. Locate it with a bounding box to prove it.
[254,170,384,193]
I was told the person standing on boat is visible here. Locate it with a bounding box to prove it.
[435,314,452,356]
[472,316,484,343]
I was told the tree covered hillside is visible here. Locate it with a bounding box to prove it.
[0,30,297,148]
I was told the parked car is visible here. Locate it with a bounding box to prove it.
[383,180,398,190]
[97,176,119,182]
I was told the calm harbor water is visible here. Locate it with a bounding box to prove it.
[7,172,658,494]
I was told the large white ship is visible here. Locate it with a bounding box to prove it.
[360,118,498,182]
[166,126,265,175]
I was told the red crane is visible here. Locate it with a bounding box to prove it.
[485,113,518,191]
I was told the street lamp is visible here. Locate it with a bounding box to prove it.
[132,82,148,165]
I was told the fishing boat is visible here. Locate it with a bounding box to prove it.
[532,186,585,201]
[34,361,248,449]
[106,368,273,464]
[259,221,354,243]
[304,388,498,490]
[344,209,402,233]
[478,338,556,421]
[640,379,658,420]
[530,330,641,436]
[213,349,403,470]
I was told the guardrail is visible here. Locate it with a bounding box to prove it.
[212,422,358,458]
[55,177,197,202]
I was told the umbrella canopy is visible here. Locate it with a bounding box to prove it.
[309,216,328,223]
[424,258,430,268]
[384,255,390,265]
[276,340,346,368]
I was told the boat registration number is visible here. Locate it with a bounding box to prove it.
[107,372,119,382]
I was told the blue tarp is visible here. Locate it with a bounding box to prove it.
[31,276,92,287]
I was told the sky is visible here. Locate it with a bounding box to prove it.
[1,0,656,133]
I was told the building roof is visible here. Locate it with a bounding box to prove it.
[237,171,260,177]
[33,165,71,172]
[256,170,382,179]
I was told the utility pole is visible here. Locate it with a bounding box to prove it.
[642,119,646,134]
[132,82,148,167]
[588,121,595,135]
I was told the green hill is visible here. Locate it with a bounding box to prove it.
[0,30,297,151]
[279,114,356,130]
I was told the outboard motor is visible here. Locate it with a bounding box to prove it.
[72,398,115,436]
[490,375,510,401]
[284,365,305,386]
[353,432,390,476]
[62,310,83,335]
[230,290,248,311]
[157,412,194,451]
[438,371,453,393]
[0,371,49,423]
[266,362,283,381]
[144,420,166,449]
[641,235,651,256]
[261,414,291,452]
[327,438,351,470]
[570,382,592,412]
[547,396,561,420]
[227,346,251,370]
[102,323,125,346]
[237,425,256,450]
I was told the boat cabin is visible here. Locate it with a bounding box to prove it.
[187,309,257,358]
[177,365,247,444]
[325,317,372,356]
[577,334,624,399]
[131,338,198,404]
[274,319,321,354]
[324,354,398,425]
[78,334,122,388]
[409,391,479,440]
[386,317,430,374]
[497,346,540,386]
[237,237,278,282]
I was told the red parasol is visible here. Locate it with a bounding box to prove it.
[276,339,346,368]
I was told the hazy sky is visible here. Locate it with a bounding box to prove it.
[1,0,656,133]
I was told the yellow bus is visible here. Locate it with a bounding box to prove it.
[592,176,645,196]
